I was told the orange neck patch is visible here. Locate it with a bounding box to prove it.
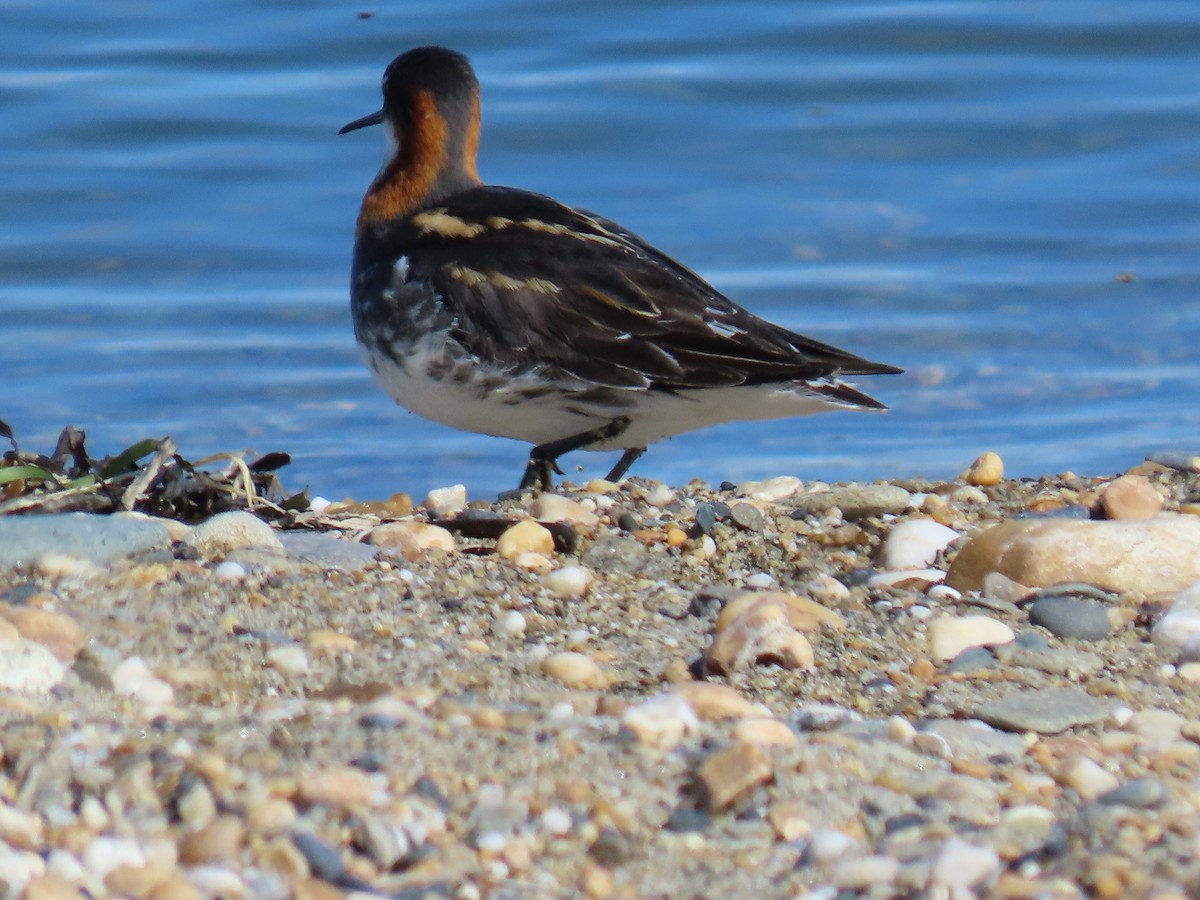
[357,90,481,236]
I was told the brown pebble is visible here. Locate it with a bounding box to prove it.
[4,607,86,662]
[672,682,767,721]
[367,521,455,557]
[542,652,609,690]
[496,519,555,559]
[696,742,773,810]
[25,876,85,900]
[706,600,815,675]
[298,766,378,809]
[179,814,245,865]
[964,451,1004,486]
[146,875,203,900]
[1100,474,1163,520]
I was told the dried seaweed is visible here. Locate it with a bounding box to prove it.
[0,423,307,521]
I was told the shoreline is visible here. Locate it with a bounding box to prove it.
[0,458,1198,896]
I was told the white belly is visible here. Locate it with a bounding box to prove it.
[364,339,856,450]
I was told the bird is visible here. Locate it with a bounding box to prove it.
[340,46,901,492]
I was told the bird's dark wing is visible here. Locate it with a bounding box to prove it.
[390,185,901,392]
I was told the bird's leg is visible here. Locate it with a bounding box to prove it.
[518,416,632,492]
[604,447,645,483]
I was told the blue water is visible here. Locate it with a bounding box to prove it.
[4,1,1200,499]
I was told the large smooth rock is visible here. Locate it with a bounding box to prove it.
[946,516,1200,596]
[0,513,170,569]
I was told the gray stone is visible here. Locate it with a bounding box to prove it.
[789,484,911,520]
[278,532,380,570]
[974,687,1114,734]
[943,646,998,674]
[729,503,765,532]
[1028,596,1110,641]
[915,719,1027,760]
[995,644,1104,677]
[0,512,171,569]
[1097,777,1167,809]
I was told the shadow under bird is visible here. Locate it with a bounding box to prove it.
[340,46,901,491]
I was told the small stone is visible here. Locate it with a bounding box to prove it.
[790,484,911,520]
[542,565,593,598]
[212,560,246,581]
[831,855,901,890]
[1100,474,1162,520]
[982,572,1032,604]
[964,451,1004,487]
[277,531,379,569]
[298,766,379,810]
[672,682,769,721]
[540,807,573,836]
[1147,450,1200,472]
[541,652,608,690]
[767,803,812,842]
[1096,777,1167,809]
[729,503,765,532]
[512,551,554,572]
[695,742,772,810]
[736,476,803,502]
[1152,581,1200,649]
[705,601,814,675]
[715,590,845,634]
[423,483,467,516]
[693,502,731,534]
[1059,757,1119,800]
[1028,596,1110,640]
[530,494,599,527]
[881,518,960,570]
[179,815,245,865]
[947,516,1200,596]
[183,510,282,557]
[974,686,1113,734]
[3,607,86,662]
[665,526,688,547]
[733,717,798,748]
[111,657,175,709]
[929,837,1000,890]
[621,694,700,749]
[493,610,527,639]
[928,615,1015,661]
[306,630,357,654]
[368,521,455,557]
[0,638,66,695]
[266,645,309,675]
[943,646,998,673]
[809,828,855,862]
[790,703,862,732]
[496,519,555,559]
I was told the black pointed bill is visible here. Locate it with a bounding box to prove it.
[339,109,384,135]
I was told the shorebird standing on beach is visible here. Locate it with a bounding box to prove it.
[340,46,901,491]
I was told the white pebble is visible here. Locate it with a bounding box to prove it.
[423,483,467,516]
[213,560,247,581]
[542,565,593,598]
[267,645,309,675]
[1061,757,1118,800]
[309,496,332,513]
[1152,581,1200,648]
[925,583,961,602]
[909,605,934,621]
[929,837,1000,890]
[184,510,283,556]
[186,865,247,897]
[540,807,573,836]
[83,835,144,881]
[881,519,959,570]
[474,830,508,853]
[745,572,775,589]
[0,638,65,695]
[493,610,527,639]
[808,828,855,863]
[0,845,44,895]
[737,476,803,502]
[644,484,675,507]
[111,657,175,709]
[928,615,1015,661]
[621,694,700,749]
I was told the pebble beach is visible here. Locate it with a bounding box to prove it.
[2,453,1200,898]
